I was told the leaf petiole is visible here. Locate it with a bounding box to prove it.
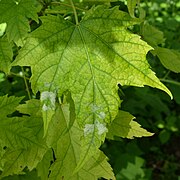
[21,67,31,99]
[69,0,79,25]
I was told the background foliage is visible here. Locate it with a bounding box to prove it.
[0,0,180,179]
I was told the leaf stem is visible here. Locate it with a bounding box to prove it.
[69,0,79,25]
[160,78,180,86]
[21,67,31,99]
[163,70,170,79]
[10,72,30,80]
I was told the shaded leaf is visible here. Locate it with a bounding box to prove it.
[36,150,53,180]
[141,22,165,47]
[0,0,41,46]
[0,117,38,149]
[117,156,145,179]
[0,147,46,178]
[0,95,23,117]
[107,110,153,139]
[0,99,47,178]
[154,47,180,73]
[2,170,40,180]
[0,96,37,149]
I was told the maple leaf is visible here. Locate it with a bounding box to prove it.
[0,98,47,178]
[0,0,41,46]
[0,95,38,149]
[107,110,153,139]
[12,5,172,170]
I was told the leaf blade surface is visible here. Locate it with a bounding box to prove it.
[12,5,171,168]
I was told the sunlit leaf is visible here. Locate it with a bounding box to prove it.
[12,5,171,170]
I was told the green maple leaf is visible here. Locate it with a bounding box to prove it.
[0,0,41,46]
[0,99,47,178]
[47,100,115,180]
[12,5,171,170]
[0,95,23,116]
[107,110,153,139]
[0,95,38,149]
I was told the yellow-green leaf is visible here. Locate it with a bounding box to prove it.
[12,5,171,169]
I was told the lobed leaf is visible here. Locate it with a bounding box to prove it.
[0,0,41,46]
[0,95,23,116]
[12,5,171,169]
[0,99,47,178]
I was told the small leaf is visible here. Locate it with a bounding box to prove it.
[107,110,153,139]
[159,130,171,144]
[154,47,180,73]
[0,95,23,116]
[0,0,41,46]
[141,22,165,47]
